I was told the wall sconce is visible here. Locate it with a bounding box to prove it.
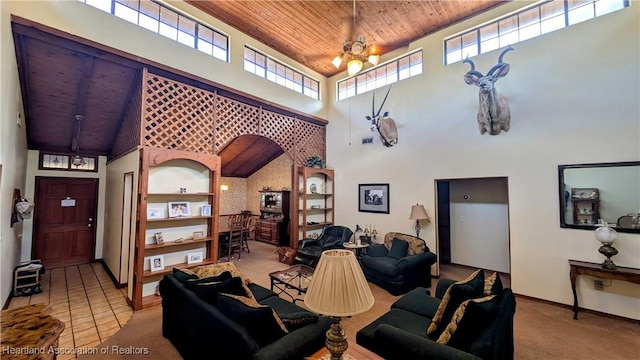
[220,184,229,191]
[409,204,430,238]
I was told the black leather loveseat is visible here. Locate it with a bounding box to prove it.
[359,232,437,295]
[356,272,516,360]
[159,269,331,360]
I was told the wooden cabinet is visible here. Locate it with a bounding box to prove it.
[293,167,334,247]
[132,147,221,310]
[571,188,599,225]
[256,190,290,246]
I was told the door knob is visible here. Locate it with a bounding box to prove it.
[89,217,93,222]
[88,223,92,228]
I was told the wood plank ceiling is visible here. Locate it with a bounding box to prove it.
[11,0,507,177]
[187,0,507,77]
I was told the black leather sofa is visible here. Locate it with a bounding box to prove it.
[294,225,353,267]
[356,276,516,360]
[359,232,437,295]
[159,273,331,360]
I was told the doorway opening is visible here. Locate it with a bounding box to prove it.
[436,177,511,277]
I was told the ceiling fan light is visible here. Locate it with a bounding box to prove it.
[332,55,343,68]
[368,54,380,65]
[347,59,363,76]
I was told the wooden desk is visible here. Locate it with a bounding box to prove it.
[569,259,640,319]
[308,342,383,360]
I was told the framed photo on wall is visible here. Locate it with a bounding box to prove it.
[168,201,191,217]
[359,183,390,214]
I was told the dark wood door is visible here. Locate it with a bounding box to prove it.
[33,177,98,268]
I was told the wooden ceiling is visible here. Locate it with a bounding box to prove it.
[11,1,507,177]
[187,0,507,77]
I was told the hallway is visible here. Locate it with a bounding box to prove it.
[6,263,132,360]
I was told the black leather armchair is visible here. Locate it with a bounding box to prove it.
[360,232,437,295]
[294,226,353,267]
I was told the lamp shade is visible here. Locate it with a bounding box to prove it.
[409,204,430,220]
[332,55,343,68]
[347,59,363,75]
[368,54,380,65]
[304,250,374,317]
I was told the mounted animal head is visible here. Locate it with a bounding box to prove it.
[463,45,514,135]
[365,86,398,147]
[463,45,513,93]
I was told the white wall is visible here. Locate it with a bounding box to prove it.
[22,150,108,261]
[0,0,29,305]
[327,2,640,319]
[103,150,138,284]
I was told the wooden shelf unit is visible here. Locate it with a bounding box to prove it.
[293,167,334,247]
[132,147,221,310]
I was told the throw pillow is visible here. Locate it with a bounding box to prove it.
[191,262,252,284]
[484,272,504,296]
[436,294,500,351]
[172,268,199,282]
[427,269,485,339]
[184,270,233,285]
[278,311,319,331]
[186,277,250,306]
[217,293,288,347]
[388,238,409,259]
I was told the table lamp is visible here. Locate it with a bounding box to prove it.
[305,250,375,360]
[409,204,430,237]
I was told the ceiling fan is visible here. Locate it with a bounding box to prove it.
[331,0,380,76]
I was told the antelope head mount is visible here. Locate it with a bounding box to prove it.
[463,45,514,135]
[366,86,398,147]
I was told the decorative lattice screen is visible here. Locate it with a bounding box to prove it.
[140,71,325,165]
[213,95,260,152]
[142,74,216,154]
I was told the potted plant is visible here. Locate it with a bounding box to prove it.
[305,155,325,168]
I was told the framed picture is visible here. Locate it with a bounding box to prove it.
[149,255,164,272]
[147,207,164,219]
[187,251,204,265]
[201,204,212,216]
[358,183,390,214]
[168,201,191,217]
[193,231,205,240]
[154,232,164,245]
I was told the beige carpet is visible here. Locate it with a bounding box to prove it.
[80,241,640,359]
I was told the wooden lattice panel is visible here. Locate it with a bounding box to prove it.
[213,95,260,152]
[293,119,325,166]
[109,76,142,160]
[143,74,215,154]
[260,109,296,153]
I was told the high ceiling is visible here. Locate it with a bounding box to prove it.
[11,0,508,177]
[187,0,507,77]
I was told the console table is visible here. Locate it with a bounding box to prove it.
[568,259,640,319]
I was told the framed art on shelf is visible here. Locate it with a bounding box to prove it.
[149,255,164,272]
[168,201,191,217]
[147,207,164,219]
[187,251,204,265]
[201,204,212,216]
[193,231,205,240]
[358,183,390,214]
[154,232,164,245]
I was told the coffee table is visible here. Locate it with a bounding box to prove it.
[309,342,383,360]
[269,264,314,303]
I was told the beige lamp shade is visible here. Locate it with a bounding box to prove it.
[304,250,374,317]
[409,204,430,221]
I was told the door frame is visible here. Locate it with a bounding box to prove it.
[32,176,99,265]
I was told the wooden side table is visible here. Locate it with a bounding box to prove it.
[309,342,383,360]
[568,259,640,319]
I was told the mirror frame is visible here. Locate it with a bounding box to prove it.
[558,161,640,233]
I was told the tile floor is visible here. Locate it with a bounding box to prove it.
[6,263,133,360]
